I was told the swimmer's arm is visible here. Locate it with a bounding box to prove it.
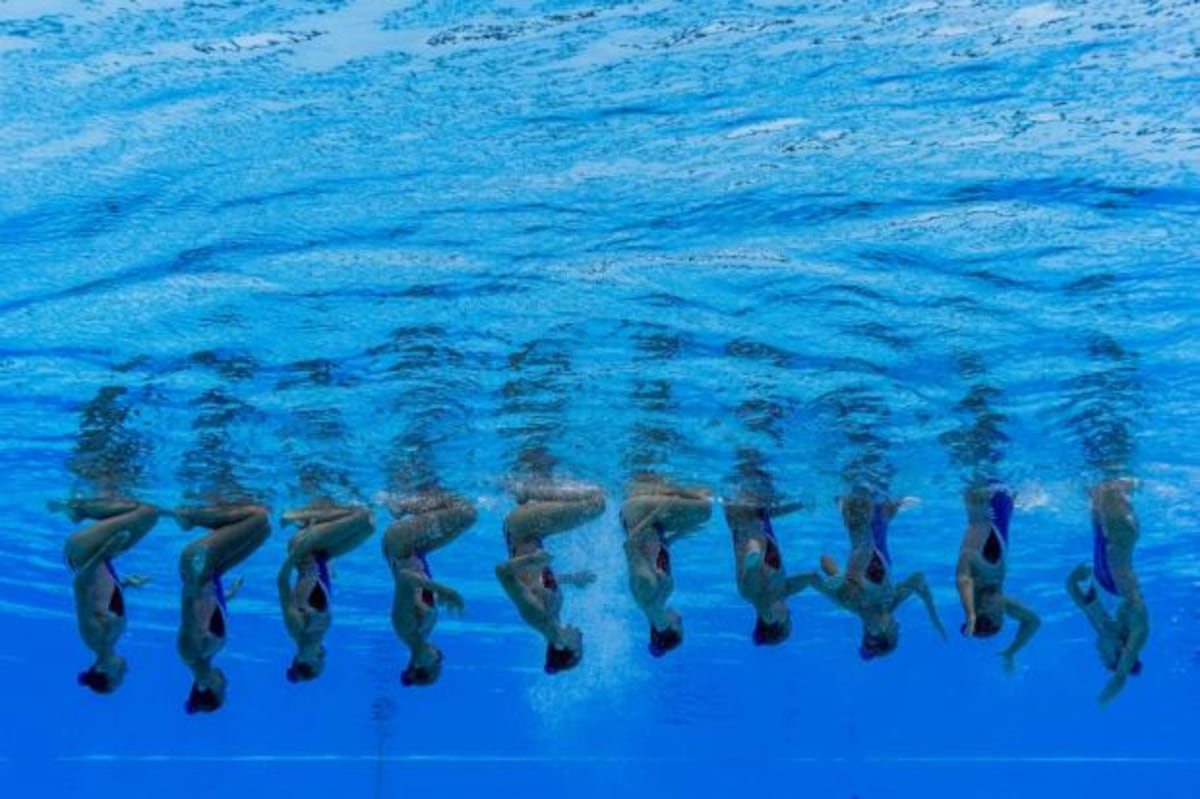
[1064,563,1091,608]
[495,557,544,613]
[784,573,819,597]
[999,597,1041,665]
[956,550,978,635]
[276,555,304,636]
[893,573,947,641]
[771,501,805,518]
[394,567,465,613]
[623,539,660,601]
[795,572,848,606]
[1065,564,1114,632]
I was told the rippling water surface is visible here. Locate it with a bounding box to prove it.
[1,1,1198,796]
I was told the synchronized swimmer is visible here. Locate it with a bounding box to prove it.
[56,476,1151,710]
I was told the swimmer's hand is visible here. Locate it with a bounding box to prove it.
[1068,563,1092,585]
[436,586,465,615]
[1098,674,1126,707]
[999,650,1016,675]
[225,576,245,601]
[121,575,152,589]
[963,613,977,637]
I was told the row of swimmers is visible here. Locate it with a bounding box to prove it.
[61,475,1147,713]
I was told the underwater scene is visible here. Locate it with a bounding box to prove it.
[1,1,1197,797]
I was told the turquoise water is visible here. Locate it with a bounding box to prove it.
[2,0,1198,796]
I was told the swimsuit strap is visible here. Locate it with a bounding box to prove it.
[1092,513,1118,596]
[103,558,120,583]
[869,501,892,566]
[415,551,432,579]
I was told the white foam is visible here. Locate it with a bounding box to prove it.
[1008,3,1074,28]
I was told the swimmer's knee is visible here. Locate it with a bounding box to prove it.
[179,543,210,584]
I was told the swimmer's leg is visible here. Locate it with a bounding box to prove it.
[178,505,270,584]
[291,507,375,560]
[384,498,477,560]
[505,491,605,546]
[64,502,159,570]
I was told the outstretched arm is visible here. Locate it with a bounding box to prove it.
[1065,564,1114,634]
[394,568,465,614]
[495,554,550,622]
[893,573,947,640]
[956,550,978,635]
[999,597,1041,670]
[784,572,819,597]
[794,571,848,607]
[276,553,304,638]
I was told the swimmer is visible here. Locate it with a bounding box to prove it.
[175,503,270,714]
[1065,478,1149,705]
[495,479,605,675]
[278,502,374,683]
[801,487,946,659]
[620,475,713,657]
[383,492,477,687]
[955,484,1041,671]
[59,498,160,694]
[724,495,809,646]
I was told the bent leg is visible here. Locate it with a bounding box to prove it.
[65,503,159,569]
[384,499,476,559]
[292,507,375,560]
[179,505,270,584]
[505,495,604,546]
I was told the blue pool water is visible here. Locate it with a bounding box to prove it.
[1,0,1198,796]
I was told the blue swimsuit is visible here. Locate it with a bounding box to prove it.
[1092,514,1118,596]
[866,501,892,584]
[984,485,1013,565]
